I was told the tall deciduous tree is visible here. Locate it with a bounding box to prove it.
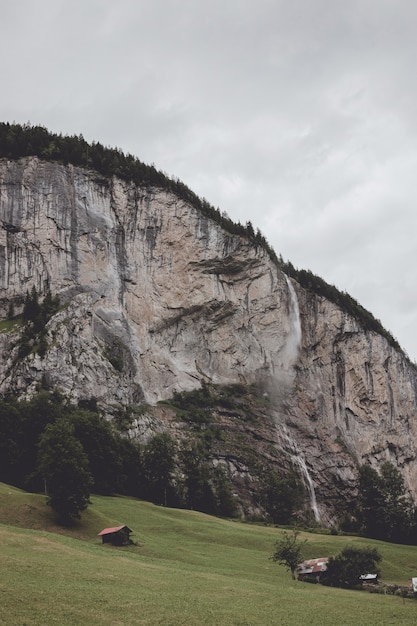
[38,419,93,524]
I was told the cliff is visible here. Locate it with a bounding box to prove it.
[1,156,416,523]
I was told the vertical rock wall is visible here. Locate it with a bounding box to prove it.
[1,156,417,521]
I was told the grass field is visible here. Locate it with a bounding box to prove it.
[1,482,417,625]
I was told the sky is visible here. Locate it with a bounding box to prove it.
[1,0,416,361]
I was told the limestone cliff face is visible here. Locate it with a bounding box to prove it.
[0,157,296,403]
[288,289,417,515]
[1,156,416,523]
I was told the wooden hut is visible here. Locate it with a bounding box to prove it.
[98,525,133,546]
[296,557,329,582]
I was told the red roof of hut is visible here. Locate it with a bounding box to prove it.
[98,525,132,536]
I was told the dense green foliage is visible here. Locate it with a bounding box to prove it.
[142,432,177,507]
[358,462,415,543]
[261,469,304,525]
[167,384,301,521]
[70,409,122,495]
[38,419,93,522]
[0,380,300,523]
[0,391,136,498]
[0,388,237,519]
[322,546,382,589]
[162,386,240,516]
[3,384,415,534]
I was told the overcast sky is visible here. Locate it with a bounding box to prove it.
[1,0,416,361]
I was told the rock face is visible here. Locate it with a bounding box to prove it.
[1,156,417,523]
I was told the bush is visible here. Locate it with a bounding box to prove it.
[321,546,381,589]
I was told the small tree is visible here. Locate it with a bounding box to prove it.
[270,529,307,579]
[38,419,93,524]
[321,546,381,589]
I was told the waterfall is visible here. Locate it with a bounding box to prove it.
[270,275,320,522]
[291,451,320,523]
[277,424,321,523]
[284,275,302,362]
[281,278,320,520]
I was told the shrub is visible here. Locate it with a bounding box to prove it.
[321,546,381,589]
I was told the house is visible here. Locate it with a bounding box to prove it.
[296,557,329,582]
[297,557,380,586]
[98,525,133,546]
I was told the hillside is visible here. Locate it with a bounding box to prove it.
[1,482,417,625]
[1,124,417,527]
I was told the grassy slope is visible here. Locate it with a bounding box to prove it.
[1,483,416,626]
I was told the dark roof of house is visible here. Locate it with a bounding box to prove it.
[97,525,132,536]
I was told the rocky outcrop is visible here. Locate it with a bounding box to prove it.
[1,156,417,523]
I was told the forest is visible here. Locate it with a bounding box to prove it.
[1,372,416,541]
[0,389,239,523]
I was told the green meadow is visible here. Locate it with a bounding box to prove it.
[1,482,417,625]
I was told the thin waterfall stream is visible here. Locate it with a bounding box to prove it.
[278,424,321,523]
[284,275,302,363]
[273,276,320,523]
